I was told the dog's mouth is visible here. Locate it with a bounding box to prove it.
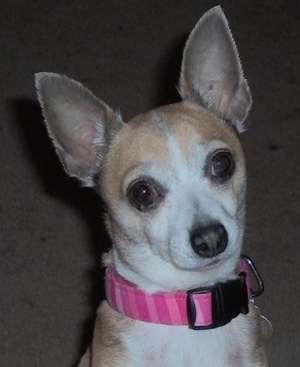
[203,257,224,267]
[169,251,229,273]
[191,249,237,273]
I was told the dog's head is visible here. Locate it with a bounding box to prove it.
[36,7,252,291]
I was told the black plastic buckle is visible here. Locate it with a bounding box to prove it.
[187,274,249,330]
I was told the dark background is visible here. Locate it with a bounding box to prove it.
[1,1,299,366]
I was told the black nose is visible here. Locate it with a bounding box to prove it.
[190,223,228,258]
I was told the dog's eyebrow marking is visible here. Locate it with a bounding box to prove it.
[123,162,154,179]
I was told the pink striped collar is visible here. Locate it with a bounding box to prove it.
[105,258,255,329]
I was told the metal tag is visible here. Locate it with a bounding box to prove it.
[252,304,273,341]
[260,314,273,341]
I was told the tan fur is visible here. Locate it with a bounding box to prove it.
[78,305,132,367]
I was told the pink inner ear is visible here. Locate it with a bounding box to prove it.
[218,85,236,116]
[50,107,105,182]
[220,80,252,130]
[179,7,252,131]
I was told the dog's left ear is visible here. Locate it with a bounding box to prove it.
[179,6,252,133]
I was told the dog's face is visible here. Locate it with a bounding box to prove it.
[99,104,246,289]
[35,7,252,291]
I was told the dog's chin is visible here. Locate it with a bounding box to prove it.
[112,246,241,292]
[200,257,225,269]
[141,254,239,291]
[170,251,240,278]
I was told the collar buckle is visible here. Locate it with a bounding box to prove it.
[187,274,249,330]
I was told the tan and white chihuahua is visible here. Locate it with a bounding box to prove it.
[35,6,268,367]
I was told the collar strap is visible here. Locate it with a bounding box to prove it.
[105,258,253,329]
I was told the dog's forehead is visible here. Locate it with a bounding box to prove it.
[114,103,241,158]
[101,103,243,189]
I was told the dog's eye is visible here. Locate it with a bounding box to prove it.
[211,151,235,180]
[127,180,161,212]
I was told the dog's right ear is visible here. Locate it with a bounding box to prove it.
[35,73,123,186]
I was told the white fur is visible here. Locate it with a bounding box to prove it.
[121,315,251,367]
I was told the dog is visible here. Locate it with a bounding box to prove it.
[35,6,269,367]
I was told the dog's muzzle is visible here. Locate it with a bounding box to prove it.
[190,223,228,258]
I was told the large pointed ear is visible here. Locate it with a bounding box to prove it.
[35,73,123,186]
[179,6,252,133]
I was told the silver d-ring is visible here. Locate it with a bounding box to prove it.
[241,255,264,297]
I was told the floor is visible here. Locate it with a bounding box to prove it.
[1,1,299,366]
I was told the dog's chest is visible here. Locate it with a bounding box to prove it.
[123,321,242,367]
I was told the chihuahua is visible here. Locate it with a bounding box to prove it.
[35,6,268,367]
